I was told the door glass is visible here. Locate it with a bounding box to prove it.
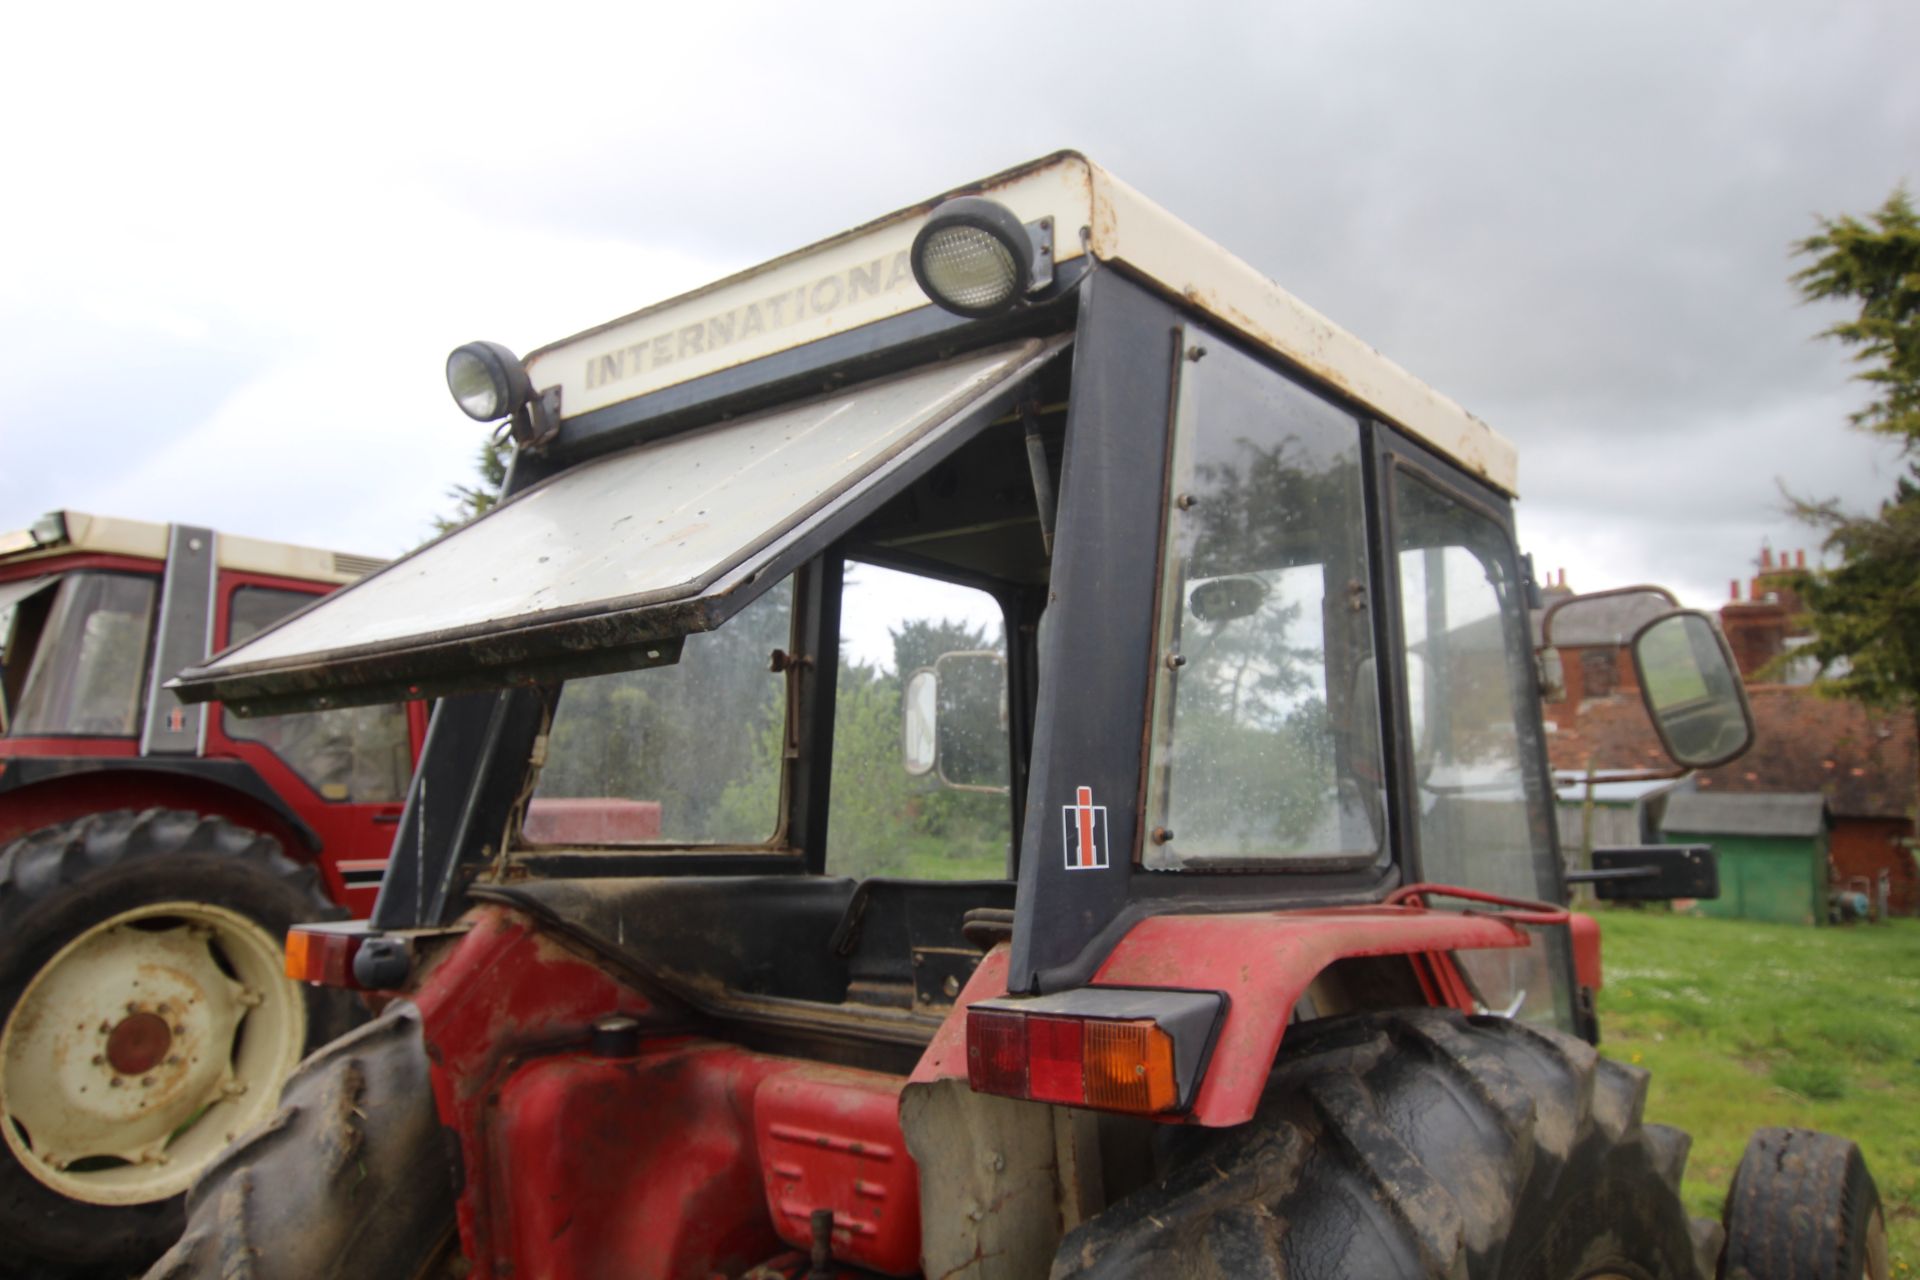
[1145,334,1385,869]
[828,562,1010,879]
[529,577,794,845]
[13,574,156,737]
[223,588,412,802]
[1392,472,1565,1026]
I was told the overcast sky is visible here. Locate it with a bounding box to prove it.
[1,1,1913,612]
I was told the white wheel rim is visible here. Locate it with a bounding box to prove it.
[0,901,307,1205]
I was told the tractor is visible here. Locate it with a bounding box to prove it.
[157,154,1884,1279]
[0,511,427,1275]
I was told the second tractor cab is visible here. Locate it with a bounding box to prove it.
[0,510,424,1276]
[159,154,1881,1280]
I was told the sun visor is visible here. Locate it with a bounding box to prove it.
[172,337,1066,715]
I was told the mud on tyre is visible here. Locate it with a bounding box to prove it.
[0,808,362,1276]
[1055,1007,1715,1280]
[146,1000,456,1280]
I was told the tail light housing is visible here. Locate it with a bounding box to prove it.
[284,923,366,988]
[965,988,1223,1116]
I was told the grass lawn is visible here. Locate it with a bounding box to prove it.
[1593,908,1920,1269]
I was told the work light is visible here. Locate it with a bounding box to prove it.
[446,341,532,423]
[910,197,1046,318]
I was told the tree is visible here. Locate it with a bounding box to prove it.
[1788,189,1920,707]
[431,437,512,535]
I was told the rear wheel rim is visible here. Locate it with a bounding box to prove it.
[0,900,307,1205]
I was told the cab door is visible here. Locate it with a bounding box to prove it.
[203,573,424,915]
[1375,431,1574,1028]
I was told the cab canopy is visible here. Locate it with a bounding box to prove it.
[172,152,1514,714]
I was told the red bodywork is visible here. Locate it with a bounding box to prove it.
[0,555,427,914]
[411,897,1555,1276]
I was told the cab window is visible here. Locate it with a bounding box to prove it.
[11,573,156,737]
[528,577,794,845]
[223,587,411,802]
[827,561,1011,880]
[1145,335,1385,869]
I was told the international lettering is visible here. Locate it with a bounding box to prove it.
[584,249,915,392]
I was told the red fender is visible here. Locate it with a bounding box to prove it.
[913,904,1537,1127]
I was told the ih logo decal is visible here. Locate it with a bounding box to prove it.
[1062,786,1109,871]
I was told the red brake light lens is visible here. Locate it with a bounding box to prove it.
[966,1007,1028,1097]
[1026,1015,1085,1104]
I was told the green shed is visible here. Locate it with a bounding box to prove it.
[1660,791,1830,925]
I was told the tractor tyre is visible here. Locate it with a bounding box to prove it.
[1054,1007,1710,1280]
[1719,1128,1888,1280]
[145,1000,458,1280]
[0,809,362,1277]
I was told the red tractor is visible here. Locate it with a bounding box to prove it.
[160,155,1885,1279]
[0,511,428,1275]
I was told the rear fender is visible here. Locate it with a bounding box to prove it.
[0,766,313,854]
[911,906,1533,1127]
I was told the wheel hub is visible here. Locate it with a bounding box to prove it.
[104,1011,173,1077]
[0,901,307,1205]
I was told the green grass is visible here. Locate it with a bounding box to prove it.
[1594,909,1920,1269]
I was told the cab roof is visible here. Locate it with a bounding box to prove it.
[0,510,387,585]
[527,150,1518,496]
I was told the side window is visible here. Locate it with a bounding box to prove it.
[529,577,793,846]
[1392,471,1565,1025]
[1145,335,1385,869]
[13,574,157,737]
[223,587,411,802]
[828,562,1010,880]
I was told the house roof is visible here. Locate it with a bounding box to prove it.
[1661,791,1829,838]
[1549,684,1917,822]
[1695,687,1917,820]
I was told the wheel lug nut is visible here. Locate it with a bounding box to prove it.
[92,1055,105,1066]
[141,1076,155,1087]
[109,1078,123,1088]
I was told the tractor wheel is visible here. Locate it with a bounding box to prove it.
[146,1000,458,1280]
[1054,1007,1712,1280]
[1719,1128,1888,1280]
[0,809,362,1276]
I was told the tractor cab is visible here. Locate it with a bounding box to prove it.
[163,154,1798,1280]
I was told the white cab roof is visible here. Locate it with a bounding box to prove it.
[528,151,1518,495]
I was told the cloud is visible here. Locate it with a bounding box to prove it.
[1,0,1914,608]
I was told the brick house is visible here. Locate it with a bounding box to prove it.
[1539,553,1918,917]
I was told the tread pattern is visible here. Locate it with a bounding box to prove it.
[0,809,329,924]
[1720,1127,1883,1280]
[1053,1008,1705,1280]
[145,1001,456,1280]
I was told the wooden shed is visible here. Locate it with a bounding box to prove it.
[1660,791,1830,925]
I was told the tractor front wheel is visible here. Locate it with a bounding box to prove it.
[0,809,361,1276]
[1719,1128,1888,1280]
[1055,1006,1716,1280]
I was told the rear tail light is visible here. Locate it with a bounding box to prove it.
[966,999,1199,1116]
[284,924,366,988]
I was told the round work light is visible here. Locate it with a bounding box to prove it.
[910,197,1036,318]
[446,341,532,423]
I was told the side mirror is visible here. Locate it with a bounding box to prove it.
[1631,610,1755,769]
[900,651,1009,793]
[903,669,938,776]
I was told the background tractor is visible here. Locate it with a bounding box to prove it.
[158,155,1884,1280]
[0,510,426,1276]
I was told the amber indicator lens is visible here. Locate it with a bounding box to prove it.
[1083,1019,1178,1114]
[284,927,362,988]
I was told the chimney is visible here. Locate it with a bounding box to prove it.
[1730,578,1740,601]
[1796,549,1806,569]
[1760,546,1773,570]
